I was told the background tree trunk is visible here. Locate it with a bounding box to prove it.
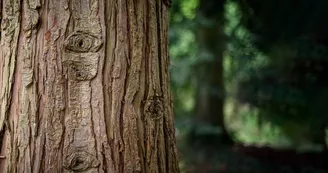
[0,0,179,172]
[192,0,232,144]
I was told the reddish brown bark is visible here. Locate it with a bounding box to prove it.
[0,0,179,172]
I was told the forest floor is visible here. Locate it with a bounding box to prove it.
[179,142,328,173]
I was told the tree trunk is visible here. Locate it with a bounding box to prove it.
[0,0,179,172]
[192,0,232,144]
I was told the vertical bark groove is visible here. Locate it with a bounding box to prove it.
[0,0,179,173]
[0,0,22,134]
[0,0,22,172]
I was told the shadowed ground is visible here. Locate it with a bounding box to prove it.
[179,141,328,173]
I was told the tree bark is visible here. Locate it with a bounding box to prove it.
[0,0,179,172]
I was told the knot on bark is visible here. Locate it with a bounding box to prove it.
[145,96,164,119]
[64,31,102,53]
[63,53,99,81]
[63,151,100,171]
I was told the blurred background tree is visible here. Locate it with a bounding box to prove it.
[190,0,234,146]
[169,0,328,172]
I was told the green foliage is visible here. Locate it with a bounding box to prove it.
[169,1,199,117]
[224,0,328,150]
[171,0,328,153]
[180,0,199,20]
[228,0,328,149]
[224,1,269,88]
[234,107,289,147]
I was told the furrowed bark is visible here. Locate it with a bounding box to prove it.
[0,0,179,173]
